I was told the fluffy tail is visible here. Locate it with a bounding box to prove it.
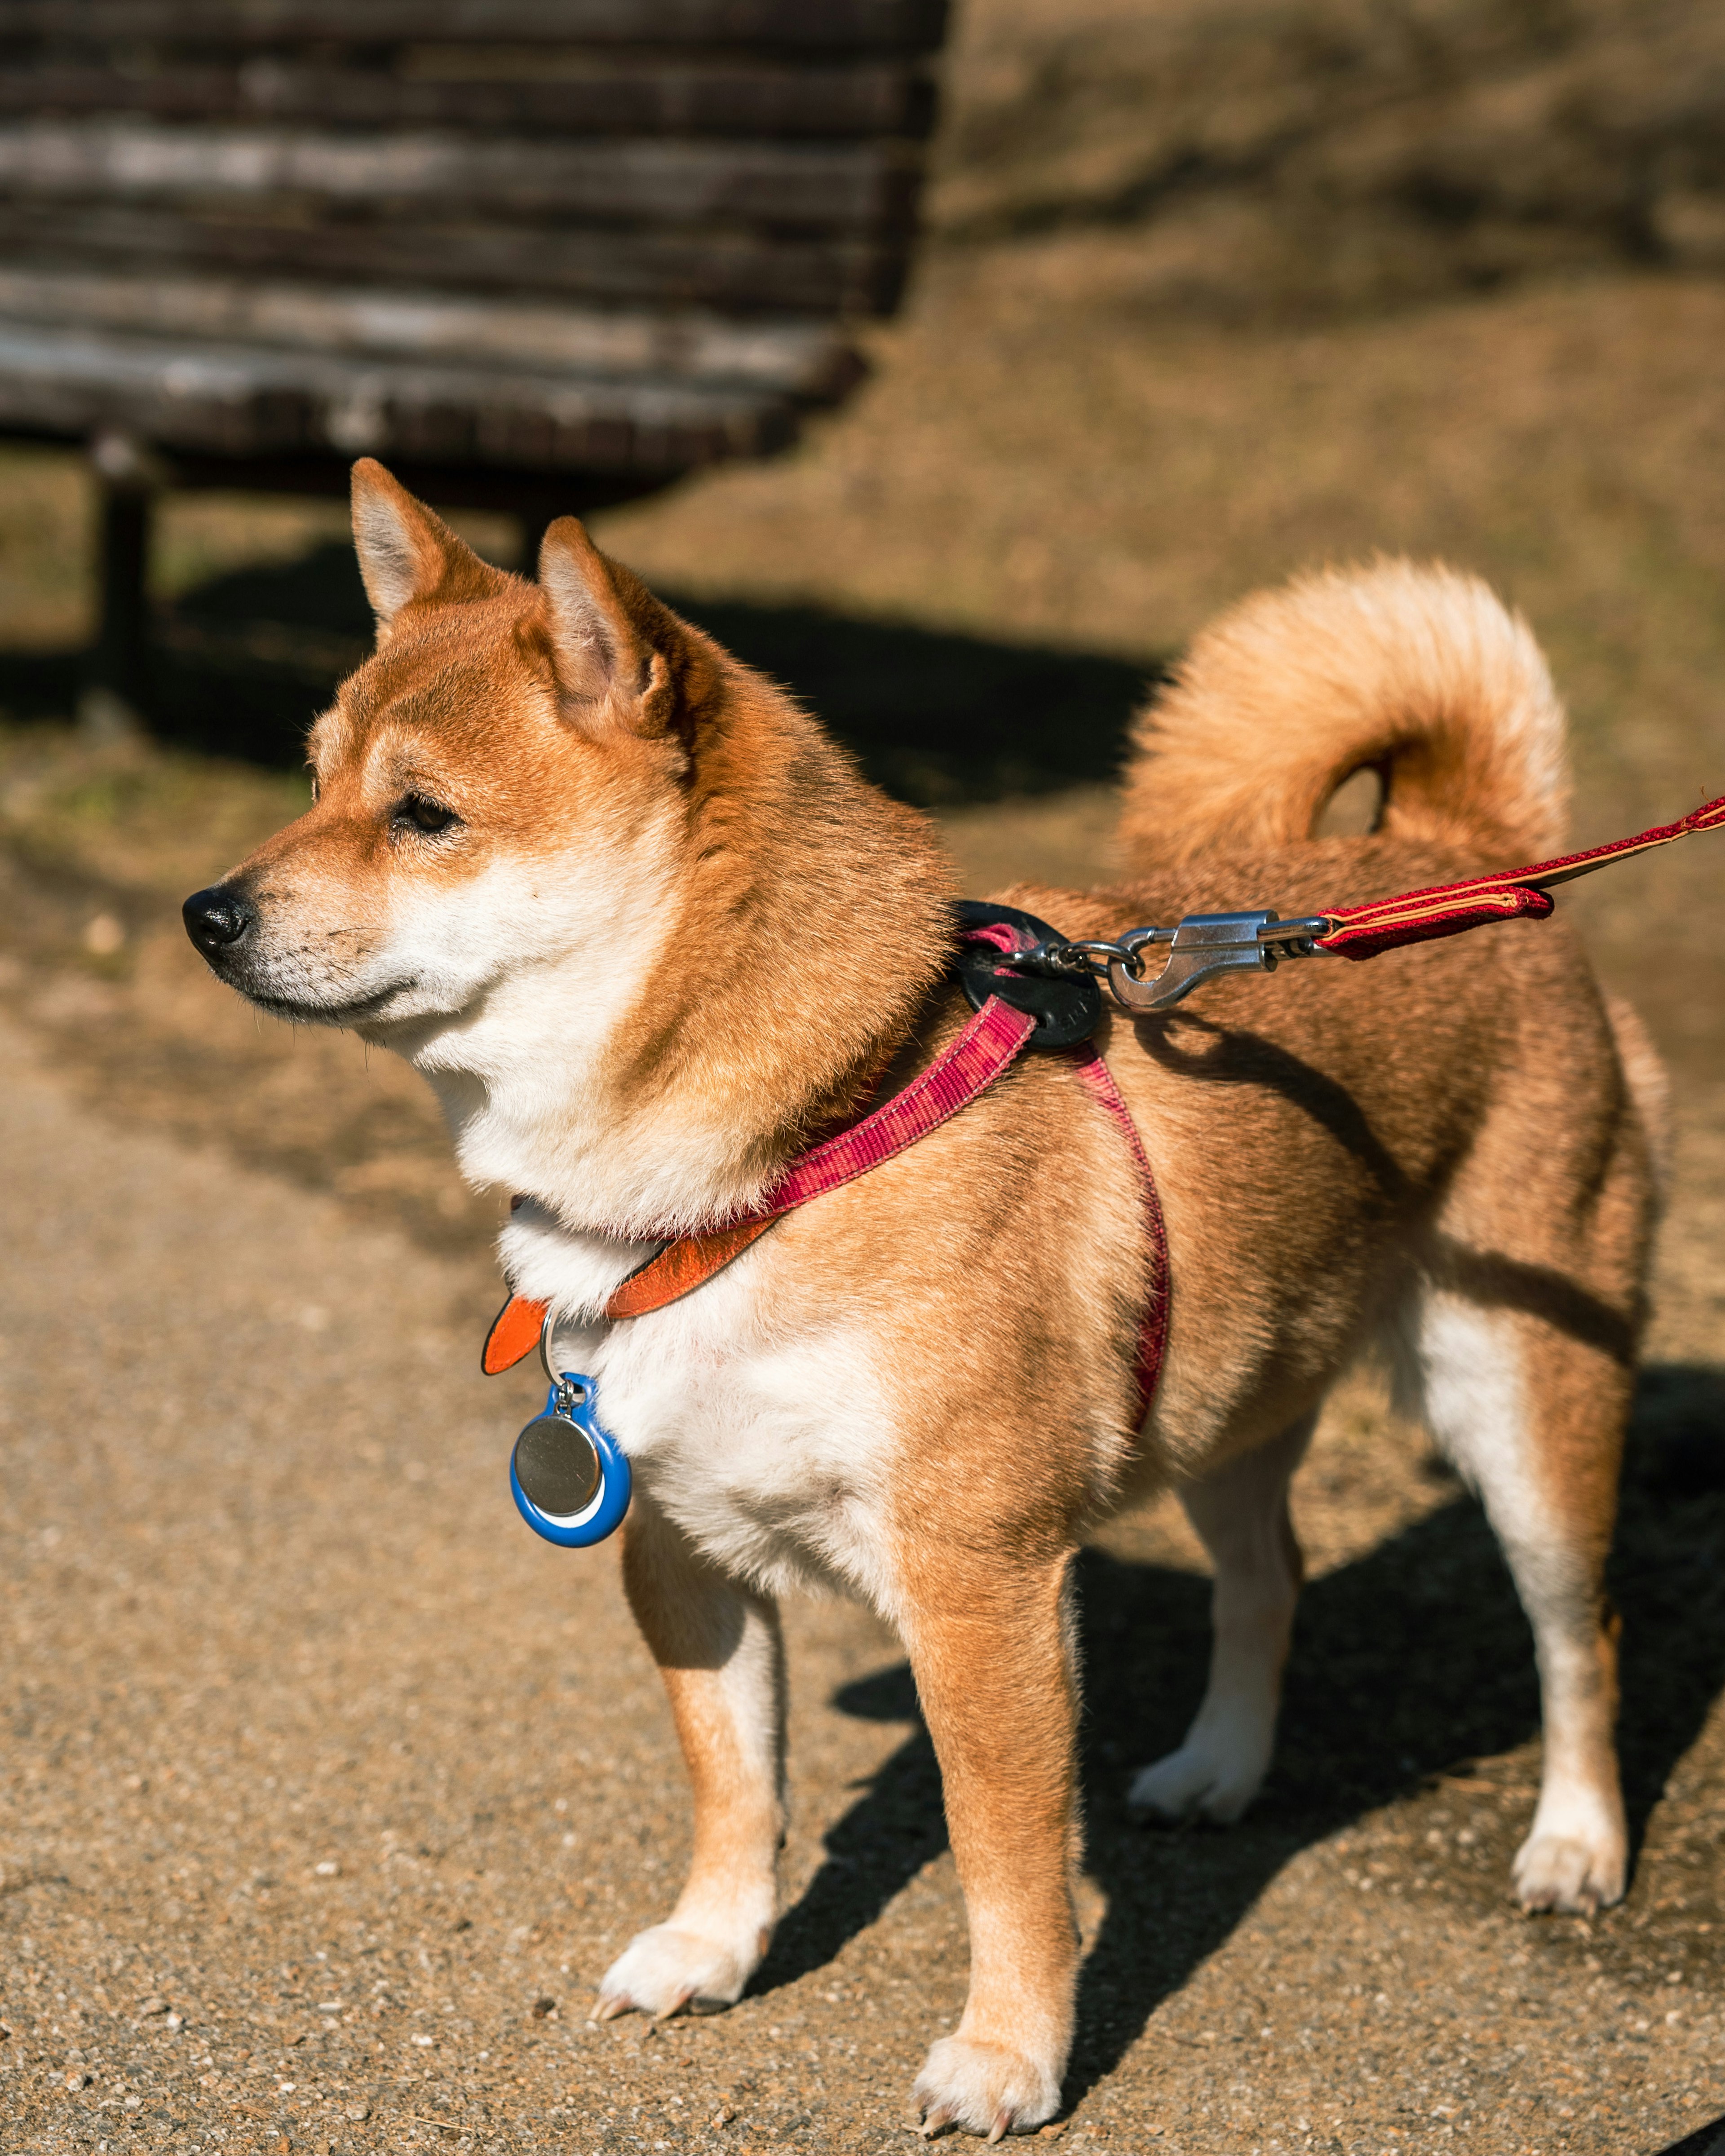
[1115,560,1570,871]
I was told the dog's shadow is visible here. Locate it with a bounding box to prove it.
[750,1361,1725,2109]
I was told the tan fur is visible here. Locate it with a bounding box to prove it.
[1605,993,1672,1205]
[1116,558,1570,870]
[615,1506,786,2013]
[192,490,1659,2137]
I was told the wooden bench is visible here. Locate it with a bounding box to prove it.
[0,0,948,721]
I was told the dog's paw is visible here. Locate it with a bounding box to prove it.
[1126,1735,1264,1825]
[914,2034,1061,2141]
[1512,1828,1626,1916]
[591,1922,764,2023]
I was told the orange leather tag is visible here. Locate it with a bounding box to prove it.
[482,1293,550,1375]
[605,1217,776,1319]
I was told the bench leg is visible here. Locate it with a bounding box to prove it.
[80,468,154,739]
[519,510,554,573]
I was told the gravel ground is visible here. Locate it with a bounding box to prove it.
[2,899,1725,2156]
[5,2,1724,2137]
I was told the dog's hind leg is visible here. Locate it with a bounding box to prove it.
[1398,1285,1630,1914]
[1127,1414,1316,1825]
[593,1498,786,2020]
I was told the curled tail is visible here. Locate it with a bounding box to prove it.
[1115,560,1570,872]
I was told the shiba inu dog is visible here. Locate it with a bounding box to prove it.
[184,462,1659,2138]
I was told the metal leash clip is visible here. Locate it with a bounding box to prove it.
[509,1311,632,1548]
[1008,911,1334,1014]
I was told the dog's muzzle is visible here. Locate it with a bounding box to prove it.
[182,884,257,964]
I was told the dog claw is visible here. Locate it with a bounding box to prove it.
[988,2109,1011,2143]
[920,2105,955,2138]
[589,1993,631,2023]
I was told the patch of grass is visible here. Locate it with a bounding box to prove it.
[0,721,310,896]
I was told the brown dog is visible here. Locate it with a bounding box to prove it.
[184,467,1658,2138]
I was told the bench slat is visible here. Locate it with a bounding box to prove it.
[0,0,948,50]
[0,123,918,237]
[0,1,944,504]
[0,268,860,398]
[0,321,799,471]
[5,60,934,139]
[2,205,907,315]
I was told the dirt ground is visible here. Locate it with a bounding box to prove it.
[2,712,1725,2156]
[4,0,1725,2146]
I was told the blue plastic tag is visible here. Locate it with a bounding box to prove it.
[510,1373,631,1547]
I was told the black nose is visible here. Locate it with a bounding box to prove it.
[182,884,256,961]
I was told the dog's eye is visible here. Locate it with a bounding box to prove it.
[393,793,459,836]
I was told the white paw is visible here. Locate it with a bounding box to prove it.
[914,2033,1061,2141]
[1512,1828,1626,1916]
[1126,1734,1266,1825]
[592,1921,764,2022]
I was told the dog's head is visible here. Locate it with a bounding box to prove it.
[183,460,719,1047]
[185,460,950,1224]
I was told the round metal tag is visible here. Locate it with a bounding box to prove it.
[513,1412,602,1521]
[509,1354,633,1549]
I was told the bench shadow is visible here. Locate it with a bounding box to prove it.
[666,593,1154,805]
[1657,2113,1725,2156]
[750,1361,1725,2110]
[0,539,1156,809]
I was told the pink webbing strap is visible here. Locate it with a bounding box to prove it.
[1315,790,1725,961]
[605,992,1039,1317]
[483,994,1040,1364]
[970,913,1169,1418]
[756,993,1037,1212]
[485,932,1176,1429]
[1065,1045,1169,1421]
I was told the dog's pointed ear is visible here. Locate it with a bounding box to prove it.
[350,458,507,639]
[537,516,686,737]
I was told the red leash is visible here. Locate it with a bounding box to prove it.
[1042,788,1725,1015]
[1313,791,1725,960]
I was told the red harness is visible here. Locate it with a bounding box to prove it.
[483,946,1171,1423]
[482,788,1723,1413]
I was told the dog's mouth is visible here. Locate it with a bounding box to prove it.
[185,885,425,1024]
[243,977,422,1025]
[200,918,474,1032]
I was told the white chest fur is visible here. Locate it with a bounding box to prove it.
[498,1203,900,1611]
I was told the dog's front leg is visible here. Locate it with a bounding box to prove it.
[902,1554,1079,2139]
[593,1499,786,2020]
